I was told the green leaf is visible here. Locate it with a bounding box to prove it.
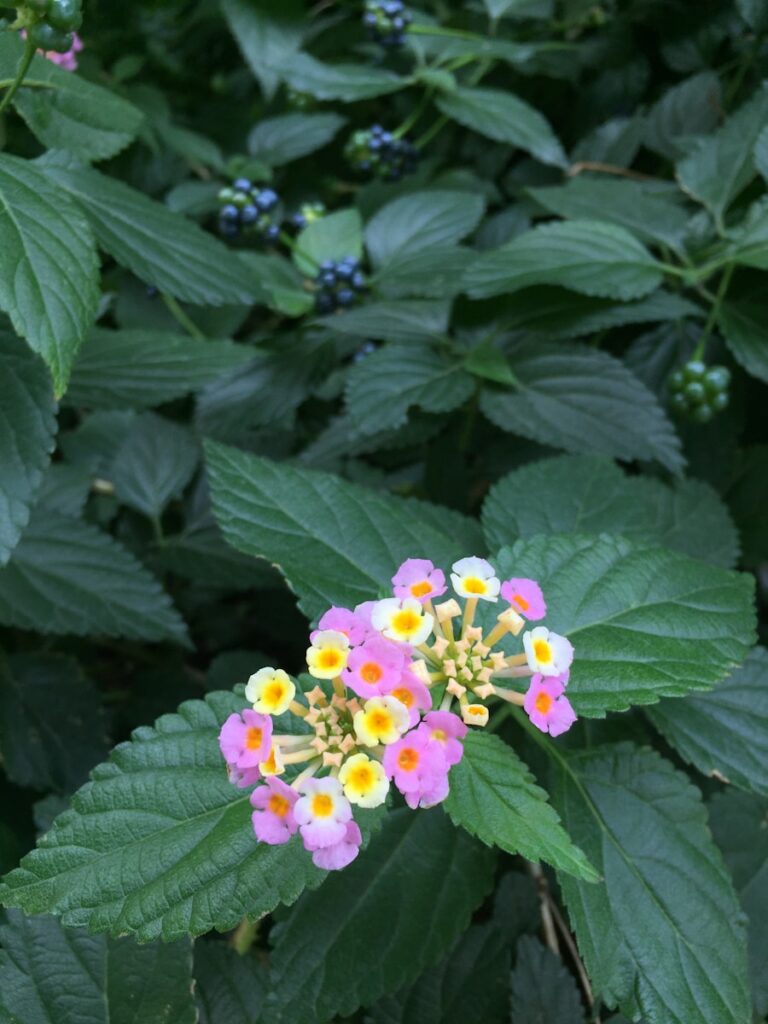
[677,85,768,225]
[737,0,768,29]
[373,247,473,298]
[444,732,597,881]
[195,941,266,1024]
[0,331,56,565]
[60,410,137,475]
[717,300,768,384]
[221,0,304,99]
[754,123,768,182]
[510,936,585,1024]
[551,744,750,1024]
[39,163,257,306]
[248,112,346,165]
[317,299,451,343]
[282,53,404,101]
[239,251,313,317]
[0,652,108,794]
[480,342,684,473]
[725,445,768,566]
[155,526,280,592]
[493,533,755,716]
[111,413,199,519]
[647,646,768,796]
[644,72,722,160]
[529,178,690,249]
[0,35,143,161]
[726,199,768,270]
[709,790,768,1018]
[368,923,510,1024]
[465,220,664,301]
[345,344,474,435]
[0,909,196,1024]
[36,463,91,517]
[436,86,566,167]
[66,329,254,409]
[264,809,496,1024]
[0,691,325,940]
[0,155,100,395]
[465,339,517,385]
[204,441,482,620]
[482,455,739,568]
[293,208,362,275]
[365,190,486,267]
[0,510,188,645]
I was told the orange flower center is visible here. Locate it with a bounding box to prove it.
[245,726,263,750]
[391,686,413,708]
[311,793,333,817]
[397,747,420,771]
[268,793,290,818]
[318,649,343,670]
[410,580,432,598]
[361,661,383,684]
[534,692,554,714]
[512,593,530,611]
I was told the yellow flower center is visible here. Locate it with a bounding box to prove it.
[360,661,383,684]
[533,639,552,663]
[318,648,343,671]
[392,609,421,634]
[261,747,280,775]
[391,686,413,708]
[367,709,392,735]
[410,580,432,598]
[352,765,375,788]
[534,692,554,714]
[431,728,447,742]
[463,576,487,595]
[311,793,334,817]
[397,747,420,772]
[245,726,263,750]
[467,706,484,717]
[265,681,286,706]
[268,793,290,818]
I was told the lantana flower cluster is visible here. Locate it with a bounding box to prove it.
[218,556,576,871]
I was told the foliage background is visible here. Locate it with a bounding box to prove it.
[0,0,767,1021]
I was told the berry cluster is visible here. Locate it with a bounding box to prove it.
[291,201,326,231]
[314,258,366,313]
[363,0,412,47]
[668,360,730,423]
[345,126,419,181]
[22,0,81,53]
[217,178,280,241]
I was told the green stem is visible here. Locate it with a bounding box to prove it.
[414,114,448,149]
[409,22,486,43]
[0,35,36,116]
[161,293,206,341]
[693,263,735,360]
[279,230,320,272]
[393,88,433,139]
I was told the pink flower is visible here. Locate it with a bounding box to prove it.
[311,820,362,870]
[218,710,273,769]
[382,668,432,727]
[411,771,450,809]
[383,729,448,808]
[418,710,467,766]
[24,31,84,72]
[228,765,262,789]
[353,600,377,631]
[392,558,447,604]
[500,578,547,620]
[311,606,369,646]
[295,777,352,850]
[343,635,407,698]
[250,777,299,844]
[524,675,576,737]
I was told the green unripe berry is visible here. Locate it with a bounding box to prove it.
[46,0,82,31]
[24,0,51,14]
[668,370,685,394]
[683,381,706,405]
[232,191,249,208]
[703,366,730,395]
[711,391,729,412]
[217,187,235,203]
[669,393,688,414]
[27,22,72,52]
[690,402,714,424]
[684,359,707,381]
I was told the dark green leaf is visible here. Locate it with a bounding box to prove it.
[0,510,188,645]
[374,247,473,298]
[0,331,56,565]
[221,0,304,99]
[0,652,108,794]
[283,54,404,101]
[644,72,722,160]
[316,299,451,343]
[465,340,517,385]
[717,300,768,384]
[0,155,99,395]
[510,936,585,1024]
[737,0,768,29]
[239,252,314,317]
[155,526,280,591]
[36,463,91,517]
[264,809,496,1024]
[111,413,199,519]
[365,190,486,267]
[444,732,597,881]
[248,112,346,165]
[195,941,266,1024]
[293,208,362,275]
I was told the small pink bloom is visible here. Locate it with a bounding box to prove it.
[384,729,448,804]
[33,32,84,71]
[343,635,406,698]
[406,770,449,810]
[392,558,447,604]
[311,820,362,871]
[295,777,352,850]
[250,777,299,844]
[218,709,273,769]
[419,710,467,766]
[500,578,547,620]
[311,606,369,646]
[228,764,262,789]
[353,600,377,631]
[382,668,432,727]
[524,674,576,737]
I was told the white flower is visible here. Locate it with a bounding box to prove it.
[306,630,350,678]
[245,667,295,715]
[371,597,433,645]
[450,556,500,602]
[523,626,574,677]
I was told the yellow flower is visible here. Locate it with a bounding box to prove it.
[339,753,390,807]
[245,667,295,715]
[306,630,350,679]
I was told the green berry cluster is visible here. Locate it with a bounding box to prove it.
[667,360,731,423]
[22,0,81,52]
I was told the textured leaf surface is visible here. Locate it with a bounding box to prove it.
[444,732,597,880]
[482,455,738,567]
[205,441,482,619]
[293,208,362,274]
[66,329,253,409]
[264,809,496,1024]
[717,300,768,384]
[345,344,473,435]
[465,220,663,300]
[647,647,768,795]
[40,164,257,306]
[551,745,750,1024]
[0,35,143,161]
[0,511,188,645]
[317,299,451,343]
[0,691,327,940]
[436,86,566,167]
[365,190,486,267]
[0,332,56,565]
[0,155,99,394]
[221,0,304,99]
[111,413,199,519]
[247,112,345,165]
[283,54,404,100]
[510,936,585,1024]
[480,343,683,473]
[0,652,108,793]
[195,941,266,1024]
[493,534,755,715]
[0,909,196,1024]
